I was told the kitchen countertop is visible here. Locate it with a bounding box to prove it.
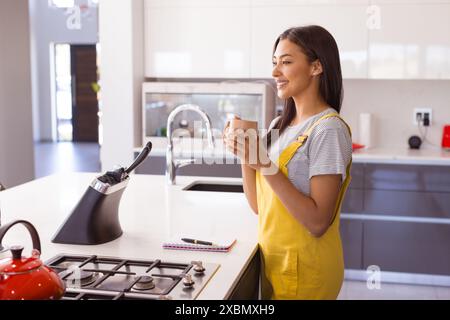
[136,139,450,166]
[352,147,450,166]
[0,173,258,300]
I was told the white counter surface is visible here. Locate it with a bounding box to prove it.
[0,173,258,300]
[352,147,450,166]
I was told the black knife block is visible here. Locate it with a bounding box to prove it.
[52,178,129,245]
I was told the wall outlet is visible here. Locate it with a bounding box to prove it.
[413,108,432,126]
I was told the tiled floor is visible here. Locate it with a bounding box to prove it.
[338,280,450,300]
[34,142,100,178]
[33,142,450,300]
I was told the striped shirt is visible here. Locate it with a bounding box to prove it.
[268,108,352,196]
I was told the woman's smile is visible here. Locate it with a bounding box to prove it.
[276,79,289,89]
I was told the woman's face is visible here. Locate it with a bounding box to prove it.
[272,39,315,100]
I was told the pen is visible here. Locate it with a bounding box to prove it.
[182,238,214,246]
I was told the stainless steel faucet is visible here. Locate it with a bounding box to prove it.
[166,104,215,185]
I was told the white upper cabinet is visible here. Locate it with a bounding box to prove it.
[144,0,251,78]
[144,0,450,79]
[250,0,370,79]
[368,3,450,79]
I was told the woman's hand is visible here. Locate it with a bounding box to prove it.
[223,126,277,174]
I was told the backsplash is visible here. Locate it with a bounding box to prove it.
[152,78,450,150]
[341,80,450,150]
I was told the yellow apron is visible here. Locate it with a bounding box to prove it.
[256,113,352,300]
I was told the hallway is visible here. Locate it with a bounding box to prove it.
[34,142,100,178]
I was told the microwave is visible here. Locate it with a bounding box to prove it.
[141,81,276,150]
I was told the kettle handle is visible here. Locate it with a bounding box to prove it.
[0,220,41,253]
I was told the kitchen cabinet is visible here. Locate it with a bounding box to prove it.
[364,164,450,218]
[363,220,450,275]
[144,0,450,79]
[228,249,260,300]
[341,163,365,213]
[364,163,450,192]
[364,190,450,218]
[340,162,450,280]
[340,219,364,270]
[144,0,369,79]
[340,163,364,270]
[144,0,251,78]
[250,0,370,79]
[368,3,450,79]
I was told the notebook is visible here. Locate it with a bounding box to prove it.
[162,236,236,253]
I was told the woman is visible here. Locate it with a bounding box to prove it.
[224,25,353,300]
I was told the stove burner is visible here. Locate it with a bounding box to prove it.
[46,254,220,300]
[133,275,155,290]
[192,261,205,274]
[181,273,195,288]
[64,268,99,287]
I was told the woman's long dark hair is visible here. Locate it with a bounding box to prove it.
[267,25,343,147]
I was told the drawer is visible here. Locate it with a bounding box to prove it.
[365,164,450,192]
[364,190,450,219]
[340,219,363,270]
[363,221,450,275]
[348,163,364,189]
[341,189,364,214]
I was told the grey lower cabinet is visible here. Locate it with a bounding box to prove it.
[341,164,365,214]
[228,250,260,300]
[340,164,364,271]
[340,219,363,270]
[364,190,450,218]
[363,220,450,275]
[364,163,450,192]
[339,162,450,278]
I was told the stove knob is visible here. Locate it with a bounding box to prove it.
[191,261,205,274]
[158,295,173,300]
[181,273,195,287]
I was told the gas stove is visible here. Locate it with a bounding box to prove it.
[45,254,220,300]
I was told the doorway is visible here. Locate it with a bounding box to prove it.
[54,43,99,142]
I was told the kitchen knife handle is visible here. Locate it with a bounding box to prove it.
[125,142,153,175]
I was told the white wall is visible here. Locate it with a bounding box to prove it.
[98,0,145,171]
[0,0,35,187]
[341,80,450,149]
[29,0,98,142]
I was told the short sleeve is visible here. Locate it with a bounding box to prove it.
[308,121,352,181]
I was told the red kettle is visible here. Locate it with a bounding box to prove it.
[0,220,65,300]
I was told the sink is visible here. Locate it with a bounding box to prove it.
[183,181,244,193]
